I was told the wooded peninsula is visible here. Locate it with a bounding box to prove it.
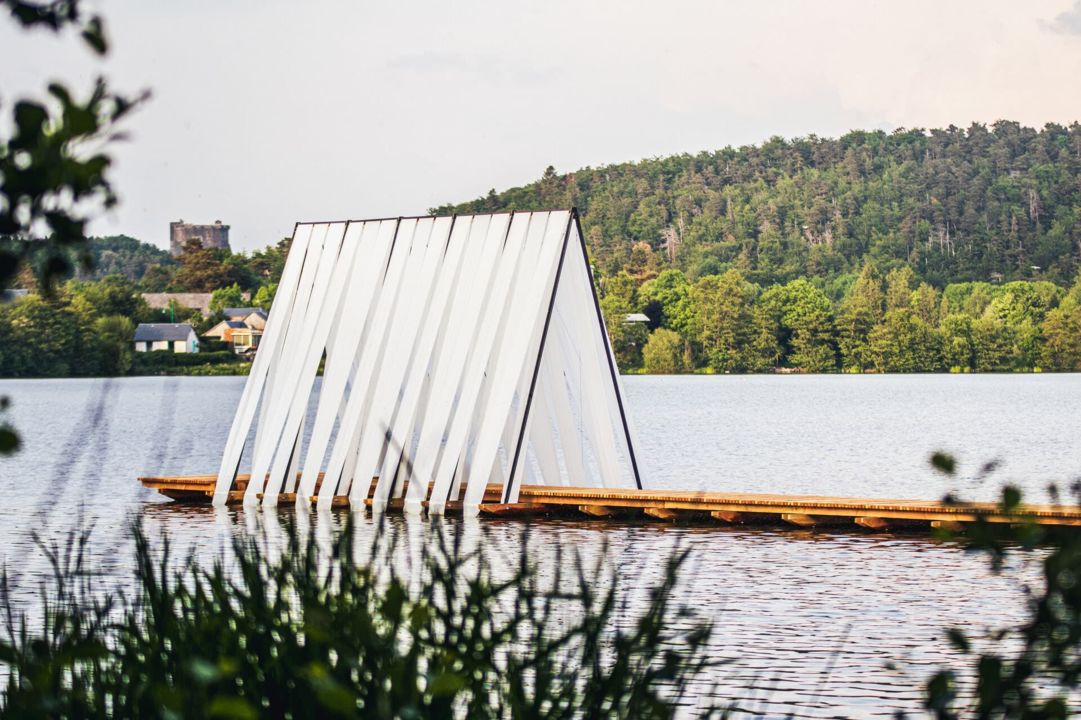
[2,121,1081,377]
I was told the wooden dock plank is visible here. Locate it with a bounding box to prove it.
[137,475,1081,530]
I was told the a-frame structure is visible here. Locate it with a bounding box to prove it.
[212,210,641,515]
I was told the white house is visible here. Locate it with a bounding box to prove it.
[134,323,200,353]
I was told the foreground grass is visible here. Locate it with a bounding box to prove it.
[0,519,721,719]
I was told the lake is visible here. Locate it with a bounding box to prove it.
[1,374,1080,716]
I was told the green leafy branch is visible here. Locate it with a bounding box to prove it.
[925,452,1081,719]
[1,0,149,293]
[1,0,148,458]
[2,0,107,53]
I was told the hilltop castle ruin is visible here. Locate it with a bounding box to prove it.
[169,220,231,256]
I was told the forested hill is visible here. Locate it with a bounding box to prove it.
[434,121,1081,290]
[75,236,172,282]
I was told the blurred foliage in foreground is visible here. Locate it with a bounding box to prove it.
[0,520,722,719]
[926,454,1081,718]
[0,0,145,294]
[0,0,145,449]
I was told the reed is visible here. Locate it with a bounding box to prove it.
[0,518,722,719]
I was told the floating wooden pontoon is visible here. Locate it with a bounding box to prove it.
[140,474,1081,532]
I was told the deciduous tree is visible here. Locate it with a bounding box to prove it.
[869,309,943,373]
[640,269,694,335]
[690,269,757,372]
[642,328,686,374]
[758,279,837,371]
[209,282,246,316]
[94,314,134,375]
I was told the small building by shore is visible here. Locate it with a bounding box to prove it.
[134,323,200,353]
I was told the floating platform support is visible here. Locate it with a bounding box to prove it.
[139,475,1081,532]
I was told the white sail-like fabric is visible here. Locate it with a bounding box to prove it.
[212,210,641,514]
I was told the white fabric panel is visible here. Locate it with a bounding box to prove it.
[541,331,587,486]
[378,215,478,511]
[339,219,432,499]
[375,211,468,504]
[582,248,644,488]
[296,220,395,501]
[364,216,457,508]
[425,213,534,514]
[212,223,314,505]
[244,223,332,503]
[569,223,642,487]
[462,211,570,513]
[251,225,329,477]
[451,217,542,501]
[319,218,421,506]
[557,241,626,488]
[284,412,304,494]
[498,356,535,485]
[261,222,350,504]
[448,372,488,503]
[528,366,563,486]
[502,218,575,502]
[395,365,432,505]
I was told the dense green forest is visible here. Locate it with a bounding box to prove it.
[3,121,1081,376]
[435,121,1081,373]
[436,121,1081,287]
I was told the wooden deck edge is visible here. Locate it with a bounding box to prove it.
[138,475,1081,530]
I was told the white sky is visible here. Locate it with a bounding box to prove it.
[3,0,1081,252]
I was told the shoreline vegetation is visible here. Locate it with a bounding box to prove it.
[4,122,1081,378]
[2,264,1080,379]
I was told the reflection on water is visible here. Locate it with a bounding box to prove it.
[2,374,1079,716]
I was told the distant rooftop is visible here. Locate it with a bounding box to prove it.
[142,292,213,315]
[134,323,195,342]
[223,307,267,319]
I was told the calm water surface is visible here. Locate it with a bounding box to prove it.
[1,374,1080,717]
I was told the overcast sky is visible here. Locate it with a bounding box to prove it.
[4,1,1081,252]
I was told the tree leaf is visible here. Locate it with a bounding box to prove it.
[930,451,956,476]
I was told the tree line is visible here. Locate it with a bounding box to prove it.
[603,264,1081,373]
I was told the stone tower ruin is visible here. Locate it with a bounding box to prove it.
[170,220,231,256]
